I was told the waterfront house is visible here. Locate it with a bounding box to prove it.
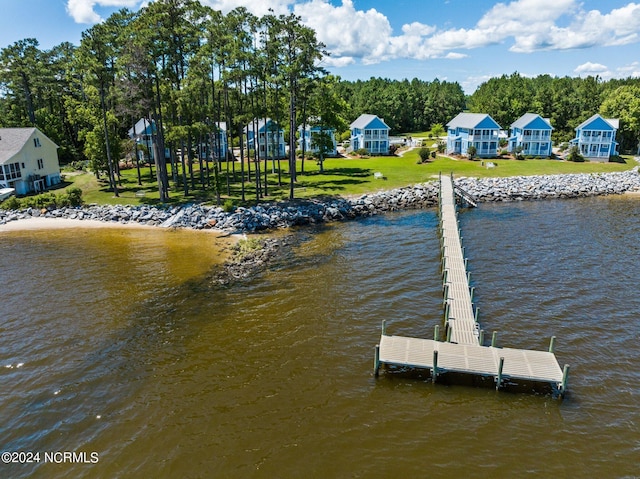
[446,113,501,157]
[298,124,337,157]
[207,122,229,160]
[0,127,61,195]
[246,118,286,159]
[128,118,170,161]
[570,114,619,161]
[508,113,553,157]
[349,114,390,154]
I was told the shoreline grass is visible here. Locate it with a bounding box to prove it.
[57,150,636,207]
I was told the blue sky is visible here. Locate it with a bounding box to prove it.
[1,0,639,93]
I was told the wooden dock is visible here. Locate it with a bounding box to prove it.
[374,174,570,396]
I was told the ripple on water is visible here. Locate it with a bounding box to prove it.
[2,200,640,478]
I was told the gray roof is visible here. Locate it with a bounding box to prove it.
[447,113,501,129]
[350,114,389,130]
[0,127,38,164]
[510,113,553,130]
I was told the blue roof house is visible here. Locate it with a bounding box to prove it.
[350,114,390,154]
[446,113,501,158]
[246,118,286,159]
[128,118,171,161]
[209,122,228,160]
[570,114,619,161]
[298,124,337,157]
[508,113,553,157]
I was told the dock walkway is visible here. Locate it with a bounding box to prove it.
[374,174,569,396]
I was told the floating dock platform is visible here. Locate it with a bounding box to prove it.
[374,174,569,396]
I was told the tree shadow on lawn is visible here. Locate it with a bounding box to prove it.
[303,167,373,178]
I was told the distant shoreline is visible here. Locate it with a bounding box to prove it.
[2,169,640,234]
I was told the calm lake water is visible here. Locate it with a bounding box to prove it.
[1,197,639,478]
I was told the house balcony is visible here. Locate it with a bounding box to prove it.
[469,134,499,141]
[522,133,551,141]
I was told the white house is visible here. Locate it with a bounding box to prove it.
[197,122,228,161]
[508,113,553,157]
[128,118,170,161]
[0,127,61,195]
[245,118,286,159]
[570,114,619,161]
[298,124,337,157]
[349,114,390,154]
[446,113,501,158]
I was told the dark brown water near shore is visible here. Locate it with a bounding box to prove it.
[1,196,639,478]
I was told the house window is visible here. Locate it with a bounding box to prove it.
[37,159,44,169]
[2,162,22,180]
[34,137,41,147]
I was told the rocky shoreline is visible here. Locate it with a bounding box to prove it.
[2,168,640,234]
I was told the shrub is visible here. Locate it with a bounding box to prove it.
[0,196,20,210]
[466,145,477,160]
[354,148,370,157]
[223,199,235,212]
[418,147,431,163]
[389,144,400,155]
[64,187,84,207]
[566,146,585,162]
[609,155,626,164]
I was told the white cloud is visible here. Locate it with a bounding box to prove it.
[66,0,141,24]
[64,0,640,75]
[616,61,640,77]
[574,62,609,74]
[200,0,291,16]
[295,0,393,64]
[461,75,493,94]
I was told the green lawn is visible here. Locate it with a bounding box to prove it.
[60,150,636,206]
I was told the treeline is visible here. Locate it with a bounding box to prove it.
[0,1,330,201]
[468,73,640,153]
[336,77,466,134]
[1,1,639,203]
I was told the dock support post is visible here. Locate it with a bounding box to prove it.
[432,350,439,383]
[374,345,380,377]
[470,286,475,302]
[549,336,556,353]
[479,329,485,346]
[496,357,504,390]
[491,331,498,348]
[381,320,387,336]
[464,258,468,269]
[560,364,570,397]
[444,302,450,321]
[443,284,449,305]
[467,271,471,283]
[446,325,452,342]
[442,269,448,285]
[434,324,440,341]
[474,307,479,323]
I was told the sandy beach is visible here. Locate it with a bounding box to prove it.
[0,217,161,232]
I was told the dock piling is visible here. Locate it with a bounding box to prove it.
[374,345,380,377]
[560,364,570,396]
[549,335,556,353]
[432,350,439,383]
[496,357,505,390]
[491,331,498,348]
